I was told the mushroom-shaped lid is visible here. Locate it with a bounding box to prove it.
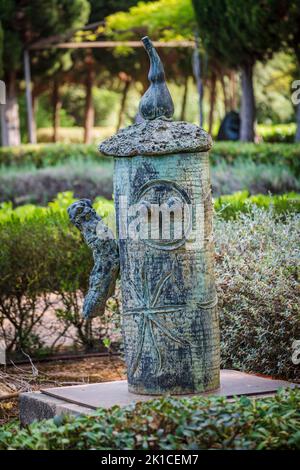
[99,37,212,157]
[99,118,212,157]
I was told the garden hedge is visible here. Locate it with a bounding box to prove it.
[0,193,116,354]
[0,142,300,175]
[35,123,297,145]
[0,192,299,381]
[256,123,297,143]
[1,159,299,207]
[1,389,299,450]
[0,143,103,167]
[215,207,300,383]
[214,191,300,219]
[211,142,300,176]
[0,159,114,206]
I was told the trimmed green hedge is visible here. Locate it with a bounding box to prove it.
[211,142,300,176]
[1,159,299,208]
[0,193,115,354]
[257,123,296,143]
[1,190,298,224]
[1,389,299,450]
[35,123,297,144]
[0,143,103,167]
[1,142,300,175]
[214,191,300,219]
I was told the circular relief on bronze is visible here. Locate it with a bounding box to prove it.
[134,179,192,251]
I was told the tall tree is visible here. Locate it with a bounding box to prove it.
[283,2,300,141]
[192,0,288,141]
[105,0,234,130]
[0,0,90,146]
[68,0,150,143]
[105,0,197,122]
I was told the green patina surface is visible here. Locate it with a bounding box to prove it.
[113,152,220,394]
[69,37,220,395]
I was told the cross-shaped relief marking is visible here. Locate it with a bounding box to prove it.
[124,265,190,376]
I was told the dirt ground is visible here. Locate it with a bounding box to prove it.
[0,355,126,426]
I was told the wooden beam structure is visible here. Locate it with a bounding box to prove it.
[29,40,194,50]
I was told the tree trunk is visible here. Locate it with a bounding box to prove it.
[0,104,7,146]
[192,34,203,127]
[0,70,21,146]
[32,94,37,143]
[240,63,255,142]
[52,80,61,143]
[208,73,217,135]
[84,53,95,144]
[116,79,131,131]
[180,75,188,121]
[230,71,238,110]
[220,74,229,114]
[295,102,300,142]
[84,76,94,144]
[24,50,36,144]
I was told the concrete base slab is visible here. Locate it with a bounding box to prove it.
[19,391,94,425]
[19,370,298,425]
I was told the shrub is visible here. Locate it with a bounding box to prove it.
[0,159,113,206]
[0,192,116,355]
[1,142,300,176]
[214,191,300,220]
[1,389,299,450]
[257,123,296,143]
[1,159,299,208]
[212,160,300,197]
[215,208,300,382]
[211,142,300,177]
[0,144,101,168]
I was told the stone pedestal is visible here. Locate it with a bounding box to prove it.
[19,370,298,425]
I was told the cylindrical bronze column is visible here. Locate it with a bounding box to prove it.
[100,37,220,395]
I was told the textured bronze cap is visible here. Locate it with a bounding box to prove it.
[99,118,212,157]
[99,37,212,157]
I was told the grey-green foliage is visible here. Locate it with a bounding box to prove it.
[215,208,300,382]
[1,389,299,450]
[0,158,114,206]
[211,159,300,196]
[1,158,299,207]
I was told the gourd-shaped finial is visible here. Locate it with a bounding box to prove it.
[139,36,174,120]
